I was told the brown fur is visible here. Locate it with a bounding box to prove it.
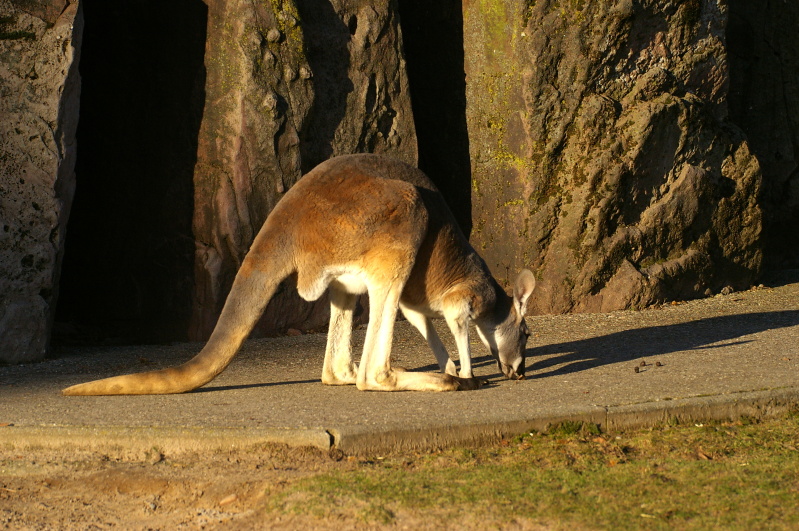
[62,154,535,395]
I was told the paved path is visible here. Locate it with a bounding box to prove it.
[2,274,798,455]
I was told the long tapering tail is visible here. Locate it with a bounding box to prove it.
[62,257,289,396]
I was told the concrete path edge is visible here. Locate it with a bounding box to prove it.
[2,386,797,457]
[332,386,799,454]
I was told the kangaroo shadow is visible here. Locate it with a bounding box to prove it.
[409,310,799,381]
[528,310,799,378]
[193,379,320,393]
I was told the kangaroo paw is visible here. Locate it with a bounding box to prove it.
[453,376,484,391]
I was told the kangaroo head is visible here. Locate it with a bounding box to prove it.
[476,269,536,380]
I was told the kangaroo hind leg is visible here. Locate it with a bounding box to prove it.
[322,287,359,385]
[358,283,459,392]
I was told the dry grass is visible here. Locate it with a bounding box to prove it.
[265,412,799,529]
[3,412,798,529]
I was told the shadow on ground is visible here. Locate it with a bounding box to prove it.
[528,310,799,378]
[195,379,320,393]
[404,310,799,381]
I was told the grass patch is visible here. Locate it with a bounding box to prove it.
[264,412,799,529]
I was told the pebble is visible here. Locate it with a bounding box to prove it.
[219,494,238,506]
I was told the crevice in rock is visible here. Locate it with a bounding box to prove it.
[294,0,351,173]
[727,0,799,271]
[53,0,207,345]
[397,0,472,235]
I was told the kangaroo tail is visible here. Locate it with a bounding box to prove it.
[62,253,291,396]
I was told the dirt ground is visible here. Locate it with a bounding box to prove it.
[3,440,569,531]
[0,444,377,530]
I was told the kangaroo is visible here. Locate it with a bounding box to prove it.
[62,154,535,395]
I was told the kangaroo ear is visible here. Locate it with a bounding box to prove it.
[513,269,536,316]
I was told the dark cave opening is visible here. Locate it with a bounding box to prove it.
[53,1,473,346]
[727,0,799,271]
[54,0,207,345]
[397,0,473,235]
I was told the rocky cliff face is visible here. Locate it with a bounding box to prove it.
[190,0,417,339]
[1,0,796,362]
[464,0,763,314]
[0,0,81,362]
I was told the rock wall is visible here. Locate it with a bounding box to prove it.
[189,0,417,339]
[0,0,81,363]
[463,0,763,314]
[1,0,795,362]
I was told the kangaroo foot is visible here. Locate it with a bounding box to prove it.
[453,376,485,391]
